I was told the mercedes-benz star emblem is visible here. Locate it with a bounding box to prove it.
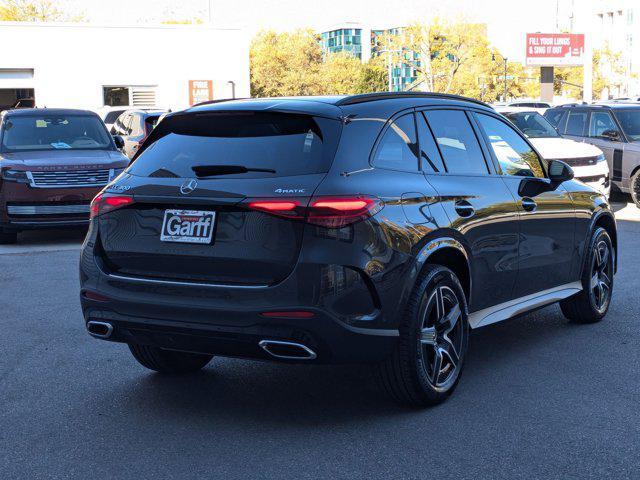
[180,178,198,195]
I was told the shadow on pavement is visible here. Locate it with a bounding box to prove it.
[88,304,578,425]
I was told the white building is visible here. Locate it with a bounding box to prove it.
[569,0,639,98]
[0,22,250,111]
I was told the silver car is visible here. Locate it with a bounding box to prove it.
[544,103,640,206]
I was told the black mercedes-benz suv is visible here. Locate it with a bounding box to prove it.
[80,93,616,406]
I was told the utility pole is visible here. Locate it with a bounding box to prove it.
[504,57,508,101]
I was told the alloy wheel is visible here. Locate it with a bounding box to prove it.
[590,240,613,314]
[419,286,465,391]
[632,174,640,207]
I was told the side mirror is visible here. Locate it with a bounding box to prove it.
[113,135,125,149]
[548,159,574,183]
[601,129,621,141]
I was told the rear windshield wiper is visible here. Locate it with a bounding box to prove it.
[192,165,276,177]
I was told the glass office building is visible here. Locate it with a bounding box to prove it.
[320,25,419,92]
[319,28,363,60]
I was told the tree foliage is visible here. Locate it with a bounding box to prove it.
[249,22,626,102]
[0,0,83,21]
[555,45,629,100]
[250,29,387,97]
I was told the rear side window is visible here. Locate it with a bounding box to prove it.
[589,112,619,138]
[544,109,565,128]
[476,114,545,178]
[372,113,419,172]
[128,112,342,179]
[565,111,588,136]
[423,110,488,175]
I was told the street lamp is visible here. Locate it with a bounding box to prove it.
[378,48,403,92]
[492,53,508,102]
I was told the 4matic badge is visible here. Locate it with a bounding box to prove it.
[274,188,306,194]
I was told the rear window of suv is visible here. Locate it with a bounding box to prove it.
[127,111,342,179]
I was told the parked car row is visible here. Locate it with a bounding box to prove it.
[544,103,640,207]
[496,107,610,198]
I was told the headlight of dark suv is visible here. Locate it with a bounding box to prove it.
[1,169,30,183]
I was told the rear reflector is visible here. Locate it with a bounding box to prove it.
[81,290,110,302]
[90,193,134,219]
[260,311,315,318]
[245,195,382,228]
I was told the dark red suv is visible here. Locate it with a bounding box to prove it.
[0,108,130,243]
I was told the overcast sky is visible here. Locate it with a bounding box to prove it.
[60,0,577,61]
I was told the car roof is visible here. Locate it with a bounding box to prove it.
[122,108,167,115]
[187,92,493,119]
[549,103,640,111]
[2,108,99,117]
[496,106,541,115]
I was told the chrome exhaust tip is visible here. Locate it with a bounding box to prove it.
[86,321,113,339]
[259,340,317,361]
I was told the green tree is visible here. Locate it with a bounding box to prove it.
[0,0,83,21]
[357,56,388,93]
[555,45,628,100]
[250,29,325,97]
[318,52,364,94]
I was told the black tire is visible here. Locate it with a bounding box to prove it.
[376,264,469,407]
[128,344,213,373]
[560,227,614,324]
[630,170,640,208]
[0,230,17,244]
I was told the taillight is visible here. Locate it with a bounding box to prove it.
[247,200,305,218]
[90,193,134,219]
[245,195,382,228]
[307,197,382,228]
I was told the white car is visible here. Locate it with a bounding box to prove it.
[498,107,610,197]
[95,106,131,132]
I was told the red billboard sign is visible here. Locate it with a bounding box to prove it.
[525,33,585,66]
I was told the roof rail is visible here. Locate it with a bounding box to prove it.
[557,102,601,108]
[191,98,247,108]
[336,91,490,108]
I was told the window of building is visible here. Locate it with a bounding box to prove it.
[103,86,157,107]
[422,110,488,175]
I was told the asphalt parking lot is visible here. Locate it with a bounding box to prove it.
[1,198,639,480]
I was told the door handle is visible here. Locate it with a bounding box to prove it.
[454,200,475,217]
[521,197,537,212]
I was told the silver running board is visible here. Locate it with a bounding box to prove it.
[468,282,582,329]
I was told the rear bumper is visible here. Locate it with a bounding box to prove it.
[80,301,397,364]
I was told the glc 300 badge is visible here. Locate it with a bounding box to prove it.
[180,178,198,195]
